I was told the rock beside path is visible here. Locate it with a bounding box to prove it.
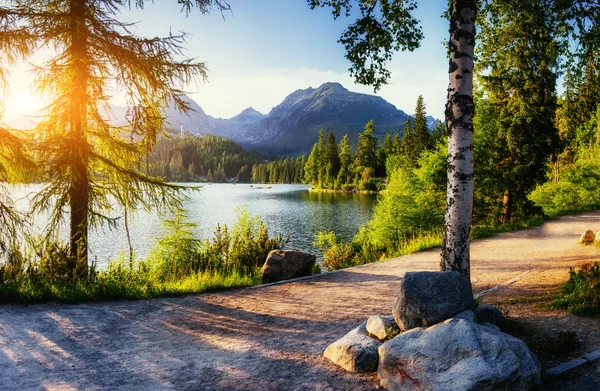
[378,318,541,391]
[579,230,595,244]
[260,250,316,283]
[392,271,475,331]
[366,315,399,341]
[323,322,381,373]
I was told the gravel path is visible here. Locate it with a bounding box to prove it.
[1,212,600,390]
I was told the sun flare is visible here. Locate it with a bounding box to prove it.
[6,93,43,116]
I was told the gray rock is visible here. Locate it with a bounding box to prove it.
[392,271,475,331]
[480,322,501,332]
[378,318,541,391]
[260,250,316,284]
[474,304,506,324]
[579,230,595,244]
[324,322,381,373]
[367,315,399,341]
[454,310,477,323]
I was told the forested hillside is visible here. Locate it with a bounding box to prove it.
[148,134,265,182]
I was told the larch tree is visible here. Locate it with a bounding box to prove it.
[309,0,477,282]
[0,8,35,253]
[6,0,229,277]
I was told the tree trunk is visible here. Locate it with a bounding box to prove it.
[68,0,90,278]
[501,187,512,224]
[440,0,477,285]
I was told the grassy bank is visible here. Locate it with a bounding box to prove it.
[0,270,259,304]
[0,209,284,304]
[315,215,547,271]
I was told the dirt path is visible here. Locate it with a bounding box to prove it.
[1,212,600,391]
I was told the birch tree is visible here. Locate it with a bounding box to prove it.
[309,0,477,282]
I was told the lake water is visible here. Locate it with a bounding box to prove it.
[12,184,376,267]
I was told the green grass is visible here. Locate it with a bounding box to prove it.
[550,261,600,316]
[316,215,549,272]
[0,208,281,304]
[0,271,259,304]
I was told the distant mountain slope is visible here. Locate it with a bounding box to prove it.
[108,82,437,156]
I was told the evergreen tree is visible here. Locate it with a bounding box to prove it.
[393,132,402,154]
[478,0,559,223]
[413,95,430,150]
[324,132,341,185]
[336,134,352,188]
[304,144,320,185]
[9,0,227,275]
[354,120,378,169]
[384,133,394,156]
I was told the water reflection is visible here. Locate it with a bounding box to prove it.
[12,184,376,267]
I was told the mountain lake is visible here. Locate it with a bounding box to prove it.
[12,184,377,268]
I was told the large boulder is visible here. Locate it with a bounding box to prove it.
[378,318,541,391]
[392,271,475,331]
[260,250,316,283]
[324,322,381,373]
[579,230,595,244]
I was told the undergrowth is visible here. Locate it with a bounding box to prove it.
[551,261,600,316]
[314,215,546,271]
[0,208,285,304]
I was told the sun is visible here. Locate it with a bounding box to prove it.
[8,94,43,115]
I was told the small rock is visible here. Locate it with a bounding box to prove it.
[474,303,506,324]
[392,271,475,331]
[378,318,541,391]
[260,250,316,283]
[454,310,477,323]
[579,230,595,244]
[595,231,600,242]
[324,322,381,373]
[367,315,399,341]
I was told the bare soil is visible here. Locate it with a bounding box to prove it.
[1,212,600,390]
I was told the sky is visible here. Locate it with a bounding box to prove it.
[3,0,451,122]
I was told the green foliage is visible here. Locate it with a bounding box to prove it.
[357,144,446,249]
[151,134,265,182]
[552,262,600,316]
[308,0,423,91]
[0,209,284,304]
[477,0,560,223]
[529,144,600,217]
[354,120,379,168]
[252,156,305,184]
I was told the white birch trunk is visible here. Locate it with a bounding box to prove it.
[440,0,476,285]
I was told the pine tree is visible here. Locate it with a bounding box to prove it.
[336,134,352,188]
[413,95,430,150]
[10,0,227,276]
[304,144,320,186]
[324,132,341,185]
[478,0,559,223]
[393,132,402,154]
[354,120,378,169]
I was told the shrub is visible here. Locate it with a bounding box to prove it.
[552,262,600,316]
[0,208,285,303]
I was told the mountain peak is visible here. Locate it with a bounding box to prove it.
[230,107,265,123]
[238,107,263,116]
[316,82,346,91]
